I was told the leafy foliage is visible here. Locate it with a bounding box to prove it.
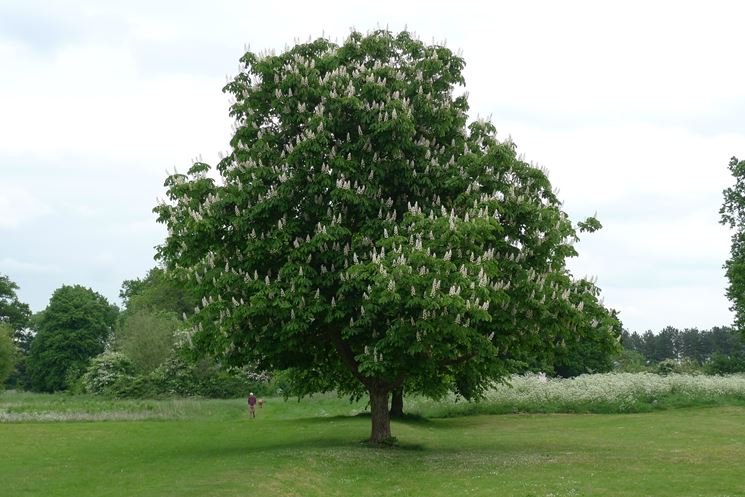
[576,215,602,233]
[154,30,617,441]
[93,357,266,399]
[115,267,199,374]
[115,308,179,374]
[613,349,647,373]
[27,285,119,392]
[721,156,745,333]
[82,352,135,395]
[521,309,622,378]
[112,267,267,397]
[0,275,33,389]
[0,274,32,352]
[552,315,622,377]
[119,267,198,318]
[146,358,266,398]
[704,352,745,375]
[0,323,16,386]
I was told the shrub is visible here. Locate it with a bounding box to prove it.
[147,357,197,396]
[145,357,269,399]
[613,349,648,373]
[655,359,680,375]
[650,358,703,376]
[405,372,745,416]
[106,374,159,398]
[705,353,745,375]
[81,352,273,399]
[674,358,704,375]
[82,352,136,395]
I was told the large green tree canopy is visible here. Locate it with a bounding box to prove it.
[155,30,618,442]
[27,285,119,392]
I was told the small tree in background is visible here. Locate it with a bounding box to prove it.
[0,274,32,342]
[0,323,16,387]
[82,352,135,395]
[155,30,618,443]
[116,308,179,374]
[721,156,745,334]
[27,285,119,392]
[116,267,199,373]
[0,275,32,388]
[115,267,198,375]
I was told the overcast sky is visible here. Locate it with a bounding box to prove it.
[1,0,743,333]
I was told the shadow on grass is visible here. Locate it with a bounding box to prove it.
[161,429,429,460]
[154,414,448,458]
[293,412,464,430]
[358,440,427,451]
[286,411,493,435]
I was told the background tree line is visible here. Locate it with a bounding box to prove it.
[2,266,620,397]
[0,270,269,397]
[4,265,745,397]
[620,326,745,374]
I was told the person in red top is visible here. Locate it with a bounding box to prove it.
[247,392,257,418]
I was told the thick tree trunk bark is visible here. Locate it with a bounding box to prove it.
[369,384,392,444]
[390,388,404,418]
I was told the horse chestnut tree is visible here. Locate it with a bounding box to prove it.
[155,30,618,443]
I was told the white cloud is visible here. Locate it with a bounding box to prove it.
[0,257,61,275]
[491,124,740,210]
[0,40,231,166]
[602,284,731,332]
[0,185,53,229]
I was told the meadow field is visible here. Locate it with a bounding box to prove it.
[3,373,745,497]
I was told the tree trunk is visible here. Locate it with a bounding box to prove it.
[390,388,404,418]
[369,384,392,444]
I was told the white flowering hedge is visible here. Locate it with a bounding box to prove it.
[82,352,135,395]
[407,373,745,416]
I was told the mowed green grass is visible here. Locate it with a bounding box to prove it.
[2,394,745,497]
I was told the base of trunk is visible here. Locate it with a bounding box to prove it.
[369,384,392,444]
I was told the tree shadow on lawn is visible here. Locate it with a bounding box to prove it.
[152,412,591,467]
[295,411,463,429]
[158,415,462,459]
[288,412,508,436]
[159,433,573,470]
[160,432,428,460]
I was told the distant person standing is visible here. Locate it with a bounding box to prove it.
[247,392,257,418]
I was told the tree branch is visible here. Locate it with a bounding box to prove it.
[328,330,370,387]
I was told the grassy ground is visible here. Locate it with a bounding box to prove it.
[2,391,745,496]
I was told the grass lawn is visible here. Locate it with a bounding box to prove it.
[2,394,745,497]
